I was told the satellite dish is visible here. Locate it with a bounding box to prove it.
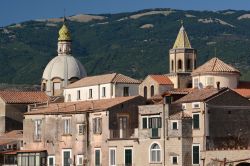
[198,82,203,89]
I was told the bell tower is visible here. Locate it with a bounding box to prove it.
[167,24,197,88]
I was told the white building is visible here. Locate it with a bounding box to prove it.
[192,57,240,89]
[63,73,141,102]
[41,20,87,96]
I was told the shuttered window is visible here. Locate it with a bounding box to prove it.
[193,114,200,129]
[149,117,162,128]
[192,145,200,164]
[142,117,147,129]
[93,118,102,134]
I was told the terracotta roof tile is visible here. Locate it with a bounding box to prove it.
[174,87,227,103]
[168,88,194,95]
[26,96,145,115]
[169,111,191,120]
[0,130,23,145]
[149,75,173,85]
[0,91,49,104]
[67,73,140,89]
[233,89,250,98]
[192,57,240,76]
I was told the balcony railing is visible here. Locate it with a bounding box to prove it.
[150,128,161,138]
[110,129,134,139]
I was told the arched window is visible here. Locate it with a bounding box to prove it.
[150,143,161,163]
[150,85,154,97]
[144,86,147,98]
[178,60,182,70]
[171,60,174,71]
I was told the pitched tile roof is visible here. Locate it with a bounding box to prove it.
[0,91,49,104]
[67,73,141,89]
[192,57,240,76]
[169,111,191,120]
[233,89,250,98]
[0,130,23,145]
[174,87,228,103]
[25,96,145,115]
[149,75,173,85]
[168,88,194,95]
[173,25,192,49]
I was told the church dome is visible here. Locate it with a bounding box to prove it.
[42,55,87,81]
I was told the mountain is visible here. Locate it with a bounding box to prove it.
[1,8,250,85]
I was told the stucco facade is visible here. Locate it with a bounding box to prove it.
[192,73,240,89]
[139,76,174,99]
[64,83,139,102]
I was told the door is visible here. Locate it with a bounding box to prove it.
[119,117,128,138]
[125,149,132,166]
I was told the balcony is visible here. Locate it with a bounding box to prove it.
[150,128,161,139]
[110,129,134,139]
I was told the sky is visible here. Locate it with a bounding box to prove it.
[1,0,250,27]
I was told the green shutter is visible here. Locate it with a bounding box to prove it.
[95,150,100,166]
[193,145,199,164]
[142,118,147,128]
[193,114,200,129]
[125,149,132,165]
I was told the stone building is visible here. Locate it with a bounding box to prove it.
[20,96,145,166]
[139,75,174,99]
[174,87,250,165]
[63,73,141,102]
[0,130,23,166]
[0,91,49,134]
[41,20,87,97]
[167,25,197,89]
[192,57,240,89]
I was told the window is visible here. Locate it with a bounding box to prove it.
[63,119,71,135]
[193,113,200,129]
[123,87,129,97]
[34,119,42,141]
[171,121,178,130]
[95,149,101,166]
[150,143,161,163]
[182,103,186,110]
[77,90,81,100]
[192,102,200,109]
[76,155,84,166]
[193,78,199,88]
[93,118,102,134]
[171,156,178,164]
[171,60,174,71]
[53,82,61,90]
[89,89,93,99]
[109,148,116,166]
[62,149,72,166]
[67,94,71,102]
[124,148,132,166]
[149,117,162,128]
[178,59,182,70]
[142,117,148,129]
[206,77,214,86]
[47,156,55,166]
[150,85,154,97]
[192,144,200,164]
[78,124,85,135]
[42,83,46,91]
[144,86,147,98]
[102,87,106,97]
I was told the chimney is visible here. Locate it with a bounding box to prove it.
[216,81,220,90]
